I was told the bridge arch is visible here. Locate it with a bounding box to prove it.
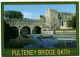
[20,26,30,38]
[32,26,41,34]
[9,26,18,38]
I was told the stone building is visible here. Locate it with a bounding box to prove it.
[46,8,75,30]
[5,8,76,34]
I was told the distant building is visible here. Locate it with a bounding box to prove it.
[46,8,75,30]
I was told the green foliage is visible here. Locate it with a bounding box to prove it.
[4,10,23,19]
[8,27,18,38]
[67,20,72,27]
[4,21,10,44]
[72,16,76,29]
[4,21,18,48]
[67,16,76,29]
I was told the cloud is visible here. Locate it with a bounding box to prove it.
[23,12,33,19]
[23,12,39,19]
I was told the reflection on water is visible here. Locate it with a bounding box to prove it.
[24,34,76,48]
[5,34,76,48]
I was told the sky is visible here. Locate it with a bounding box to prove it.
[4,4,76,19]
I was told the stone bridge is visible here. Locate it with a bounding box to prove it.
[5,19,46,38]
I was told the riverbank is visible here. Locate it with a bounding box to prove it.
[56,30,76,35]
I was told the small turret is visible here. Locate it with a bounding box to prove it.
[37,15,46,20]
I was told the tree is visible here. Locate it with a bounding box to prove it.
[4,20,19,48]
[4,20,10,44]
[67,20,72,27]
[4,10,23,19]
[72,16,76,29]
[67,16,76,29]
